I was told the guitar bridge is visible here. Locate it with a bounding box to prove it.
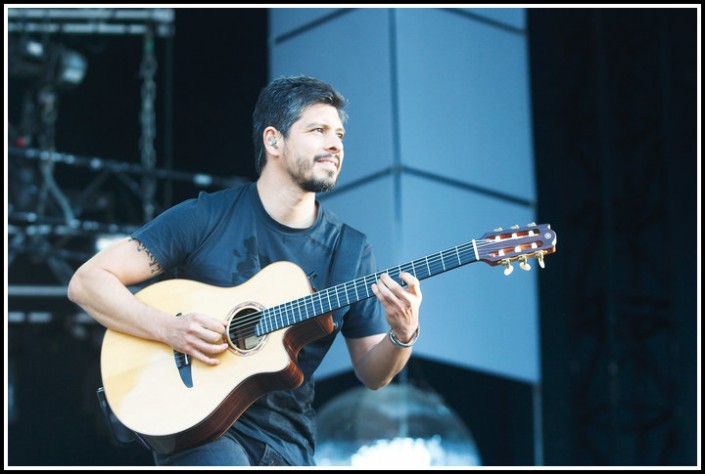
[173,350,193,388]
[174,313,193,388]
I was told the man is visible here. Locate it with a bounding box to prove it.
[67,75,422,466]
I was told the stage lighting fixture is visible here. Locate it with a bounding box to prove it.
[9,37,87,89]
[54,46,87,88]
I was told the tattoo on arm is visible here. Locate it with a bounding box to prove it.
[129,238,163,274]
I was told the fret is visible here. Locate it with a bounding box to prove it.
[319,290,326,314]
[342,283,351,306]
[297,298,304,322]
[259,309,269,334]
[269,305,278,331]
[278,304,285,329]
[308,294,315,318]
[290,300,298,324]
[271,307,279,332]
[267,306,273,330]
[303,298,310,319]
[281,304,287,326]
[333,285,340,308]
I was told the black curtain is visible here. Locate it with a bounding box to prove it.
[529,7,697,466]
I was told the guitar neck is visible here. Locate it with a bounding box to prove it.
[256,240,479,335]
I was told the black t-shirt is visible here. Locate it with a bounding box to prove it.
[132,182,387,465]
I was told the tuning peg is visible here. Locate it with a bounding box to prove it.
[502,259,514,276]
[494,227,503,232]
[519,256,531,271]
[510,224,520,230]
[528,222,537,226]
[537,252,546,269]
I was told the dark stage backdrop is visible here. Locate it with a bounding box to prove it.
[529,7,697,466]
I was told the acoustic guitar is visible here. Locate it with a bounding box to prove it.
[100,223,557,454]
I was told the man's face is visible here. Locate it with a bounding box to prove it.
[281,103,345,193]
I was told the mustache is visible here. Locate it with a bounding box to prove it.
[314,154,339,165]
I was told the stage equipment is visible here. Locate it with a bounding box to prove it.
[9,37,87,89]
[7,8,178,288]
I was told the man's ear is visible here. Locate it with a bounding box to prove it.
[264,127,281,154]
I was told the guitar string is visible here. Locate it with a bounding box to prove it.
[221,240,481,341]
[223,235,546,340]
[222,234,546,341]
[224,235,545,341]
[217,244,469,339]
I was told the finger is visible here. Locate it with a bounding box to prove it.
[191,338,228,359]
[399,272,422,297]
[373,275,400,302]
[200,325,226,344]
[380,273,402,290]
[370,281,386,303]
[381,274,415,306]
[375,280,411,315]
[191,348,225,366]
[381,274,417,304]
[186,314,227,343]
[200,340,229,354]
[398,271,418,286]
[192,313,228,332]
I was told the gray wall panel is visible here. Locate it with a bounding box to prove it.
[397,8,535,201]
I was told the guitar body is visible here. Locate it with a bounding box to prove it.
[100,261,334,454]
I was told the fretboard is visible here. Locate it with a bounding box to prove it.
[255,240,479,336]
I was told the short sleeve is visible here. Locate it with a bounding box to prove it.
[340,240,389,338]
[130,191,219,271]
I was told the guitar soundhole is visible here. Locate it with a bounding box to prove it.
[226,304,266,353]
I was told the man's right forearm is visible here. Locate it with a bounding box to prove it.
[67,266,172,344]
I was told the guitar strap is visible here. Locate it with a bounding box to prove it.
[328,223,366,289]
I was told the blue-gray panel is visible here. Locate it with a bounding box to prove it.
[269,8,343,40]
[315,176,397,379]
[457,7,526,30]
[396,8,536,202]
[270,9,395,188]
[400,173,540,383]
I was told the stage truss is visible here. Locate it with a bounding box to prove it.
[7,8,246,312]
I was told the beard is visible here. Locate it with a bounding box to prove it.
[298,174,336,193]
[289,154,339,193]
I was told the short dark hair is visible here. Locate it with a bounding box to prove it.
[252,75,347,175]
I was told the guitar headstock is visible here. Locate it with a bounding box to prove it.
[476,223,557,275]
